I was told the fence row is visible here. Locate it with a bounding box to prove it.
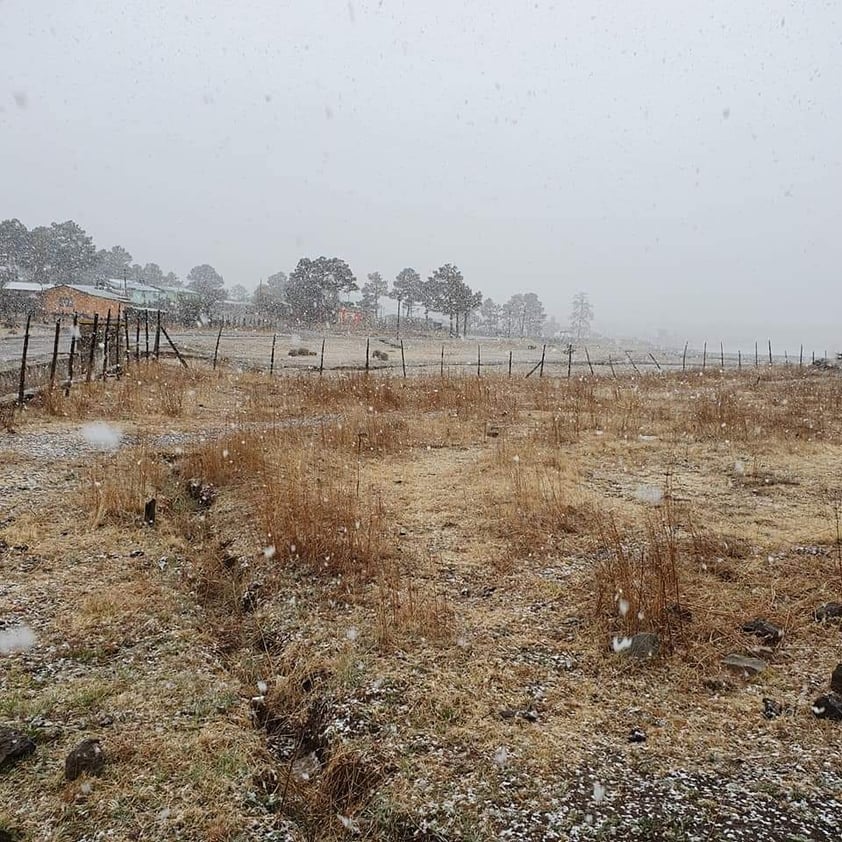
[5,311,837,405]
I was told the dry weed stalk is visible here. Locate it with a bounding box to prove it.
[595,498,688,652]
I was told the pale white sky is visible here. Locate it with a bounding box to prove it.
[1,0,840,348]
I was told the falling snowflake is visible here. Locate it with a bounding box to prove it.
[0,624,37,654]
[81,421,123,452]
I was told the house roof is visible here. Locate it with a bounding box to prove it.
[104,278,163,294]
[55,284,131,303]
[3,281,52,293]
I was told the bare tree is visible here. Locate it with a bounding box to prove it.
[570,291,594,339]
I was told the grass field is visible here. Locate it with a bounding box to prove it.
[1,359,841,840]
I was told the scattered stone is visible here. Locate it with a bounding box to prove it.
[186,478,217,507]
[499,708,539,723]
[288,347,316,357]
[831,664,842,694]
[621,633,660,659]
[241,582,262,613]
[371,350,389,361]
[762,698,784,719]
[0,727,36,772]
[811,692,842,721]
[814,602,842,623]
[128,548,144,558]
[741,619,784,645]
[628,728,647,743]
[64,738,105,781]
[721,654,767,675]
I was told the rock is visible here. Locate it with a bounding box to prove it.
[186,478,216,507]
[64,738,105,781]
[812,692,842,721]
[814,602,842,623]
[628,727,647,743]
[831,664,842,694]
[241,582,262,613]
[0,727,36,772]
[721,654,767,675]
[741,619,784,645]
[143,498,156,525]
[618,632,660,659]
[762,698,784,719]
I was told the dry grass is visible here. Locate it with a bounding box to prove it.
[5,362,842,839]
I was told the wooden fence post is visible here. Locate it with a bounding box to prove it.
[625,351,640,375]
[584,346,595,376]
[159,324,189,368]
[755,341,759,367]
[566,344,573,379]
[508,350,513,378]
[799,345,803,369]
[319,337,325,375]
[768,339,773,366]
[702,341,707,371]
[49,319,61,389]
[539,344,547,377]
[400,340,407,378]
[101,310,112,380]
[123,311,130,370]
[86,313,99,383]
[608,355,617,378]
[65,314,78,397]
[114,307,121,375]
[135,315,140,362]
[154,311,161,360]
[212,324,223,370]
[682,342,688,372]
[738,350,742,371]
[144,311,150,360]
[270,334,276,376]
[648,352,662,371]
[720,342,724,370]
[477,344,481,377]
[440,345,445,378]
[365,337,370,372]
[17,313,32,406]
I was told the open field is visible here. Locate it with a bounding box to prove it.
[2,360,842,840]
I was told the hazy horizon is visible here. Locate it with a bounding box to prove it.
[2,1,840,350]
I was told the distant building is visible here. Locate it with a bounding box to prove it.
[0,281,52,316]
[103,278,168,309]
[337,305,364,328]
[41,284,130,319]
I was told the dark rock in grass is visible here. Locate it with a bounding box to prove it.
[762,698,784,719]
[811,692,842,721]
[741,619,784,645]
[0,728,35,772]
[721,654,767,675]
[64,738,105,781]
[186,478,217,508]
[831,664,842,694]
[628,727,647,743]
[625,633,660,659]
[814,602,842,623]
[241,582,262,613]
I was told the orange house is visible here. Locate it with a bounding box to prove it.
[41,284,131,320]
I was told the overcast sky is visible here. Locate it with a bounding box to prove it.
[2,1,840,348]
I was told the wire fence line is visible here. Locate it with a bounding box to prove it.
[4,316,836,405]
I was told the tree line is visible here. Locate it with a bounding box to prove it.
[0,217,579,338]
